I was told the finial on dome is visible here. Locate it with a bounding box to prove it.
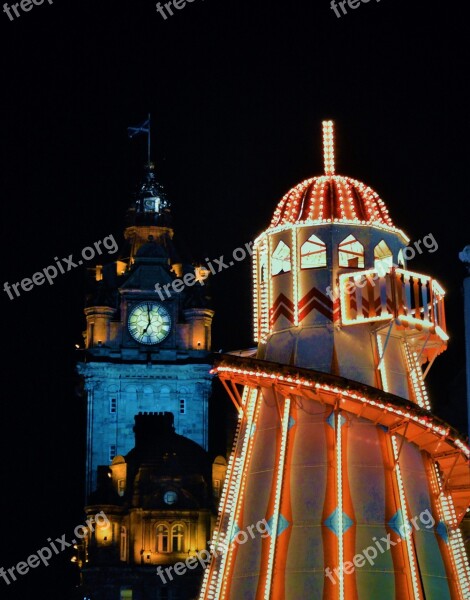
[322,120,335,175]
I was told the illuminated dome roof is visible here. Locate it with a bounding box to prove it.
[270,121,396,231]
[270,174,393,228]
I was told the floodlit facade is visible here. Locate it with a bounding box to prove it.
[199,122,470,599]
[75,163,221,600]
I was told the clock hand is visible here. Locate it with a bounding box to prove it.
[142,305,152,334]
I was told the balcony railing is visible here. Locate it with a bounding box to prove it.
[339,267,447,341]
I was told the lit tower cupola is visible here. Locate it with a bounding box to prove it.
[124,162,181,273]
[199,122,470,600]
[253,120,447,405]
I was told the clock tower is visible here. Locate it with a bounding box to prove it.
[77,162,214,499]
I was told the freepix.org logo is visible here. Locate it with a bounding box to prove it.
[156,518,270,583]
[325,508,436,584]
[3,0,53,22]
[155,241,253,300]
[0,511,110,586]
[3,234,118,301]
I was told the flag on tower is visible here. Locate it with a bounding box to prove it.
[127,118,150,138]
[128,114,152,164]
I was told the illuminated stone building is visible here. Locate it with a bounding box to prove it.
[199,122,470,599]
[76,164,223,599]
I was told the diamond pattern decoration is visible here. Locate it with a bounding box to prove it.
[326,412,346,430]
[324,507,354,536]
[266,514,290,538]
[436,521,449,544]
[230,523,240,544]
[288,416,296,430]
[388,509,410,539]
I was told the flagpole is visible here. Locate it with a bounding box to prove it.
[148,112,151,165]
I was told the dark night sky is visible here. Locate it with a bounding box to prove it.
[1,0,469,597]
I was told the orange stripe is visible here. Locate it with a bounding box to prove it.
[322,413,339,600]
[341,418,359,600]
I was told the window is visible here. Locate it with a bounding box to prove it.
[109,445,117,462]
[118,479,125,496]
[164,491,178,505]
[120,527,127,562]
[110,397,117,414]
[172,524,184,553]
[214,479,221,498]
[156,525,169,553]
[338,235,364,268]
[271,240,291,275]
[374,240,393,275]
[179,399,186,414]
[300,234,327,269]
[397,248,405,268]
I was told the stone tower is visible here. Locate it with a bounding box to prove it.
[77,163,214,499]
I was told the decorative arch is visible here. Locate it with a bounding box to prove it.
[271,240,291,275]
[300,234,327,269]
[143,385,154,400]
[159,386,171,404]
[338,234,364,268]
[123,385,137,403]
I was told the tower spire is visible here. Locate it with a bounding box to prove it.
[322,119,335,175]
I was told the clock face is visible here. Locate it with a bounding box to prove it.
[164,490,178,505]
[127,302,171,345]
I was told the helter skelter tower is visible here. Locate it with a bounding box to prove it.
[199,122,470,600]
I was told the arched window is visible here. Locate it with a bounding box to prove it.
[374,240,393,275]
[300,234,327,269]
[172,524,184,553]
[271,240,291,275]
[143,385,154,402]
[156,524,169,553]
[124,385,137,403]
[338,235,364,268]
[159,386,171,406]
